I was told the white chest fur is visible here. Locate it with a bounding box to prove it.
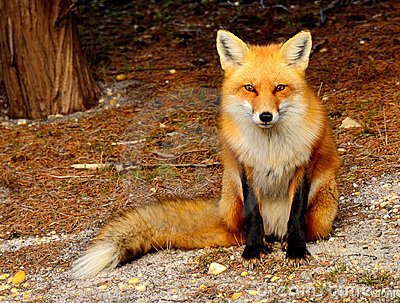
[223,100,319,238]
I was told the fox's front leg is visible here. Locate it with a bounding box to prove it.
[286,174,311,266]
[241,171,271,269]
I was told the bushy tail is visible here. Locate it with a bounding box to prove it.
[72,198,242,278]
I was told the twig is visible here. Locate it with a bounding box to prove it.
[383,107,388,145]
[159,162,220,168]
[317,82,323,97]
[49,175,94,179]
[118,162,221,171]
[111,139,146,146]
[130,67,193,72]
[179,149,208,155]
[344,253,378,260]
[71,163,112,170]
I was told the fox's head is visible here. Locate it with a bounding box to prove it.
[216,30,313,129]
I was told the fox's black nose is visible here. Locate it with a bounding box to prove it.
[259,112,273,123]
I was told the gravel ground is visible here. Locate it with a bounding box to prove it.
[1,173,399,302]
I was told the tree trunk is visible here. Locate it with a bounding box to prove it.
[0,0,99,119]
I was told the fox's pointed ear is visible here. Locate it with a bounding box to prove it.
[216,30,249,70]
[281,31,312,70]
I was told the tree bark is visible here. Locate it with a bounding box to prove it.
[0,0,99,119]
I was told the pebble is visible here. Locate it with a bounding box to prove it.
[208,262,227,275]
[339,117,362,129]
[0,274,10,280]
[16,119,27,125]
[1,121,14,127]
[118,282,129,291]
[134,284,146,292]
[247,289,258,295]
[109,99,118,107]
[106,88,113,96]
[116,74,127,81]
[0,284,11,291]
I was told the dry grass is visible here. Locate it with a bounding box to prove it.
[0,0,399,273]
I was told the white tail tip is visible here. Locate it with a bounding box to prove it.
[72,242,119,278]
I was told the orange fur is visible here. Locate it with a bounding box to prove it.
[73,30,339,277]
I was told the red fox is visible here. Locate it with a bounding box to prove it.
[73,30,339,277]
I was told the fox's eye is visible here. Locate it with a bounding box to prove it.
[275,84,286,92]
[244,84,256,92]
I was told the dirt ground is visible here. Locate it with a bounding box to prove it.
[0,0,399,302]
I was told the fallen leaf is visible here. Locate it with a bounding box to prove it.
[128,278,139,284]
[231,292,243,300]
[11,271,26,284]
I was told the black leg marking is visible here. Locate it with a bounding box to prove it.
[286,174,311,264]
[241,171,270,263]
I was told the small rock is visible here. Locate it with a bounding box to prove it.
[47,114,63,120]
[116,74,127,81]
[247,289,258,295]
[118,282,129,291]
[1,121,14,127]
[134,284,146,292]
[109,99,118,107]
[339,117,361,129]
[16,119,27,126]
[380,202,389,208]
[208,262,227,275]
[169,69,176,74]
[0,274,10,280]
[0,285,11,291]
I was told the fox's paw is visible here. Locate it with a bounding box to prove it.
[242,244,271,270]
[286,255,313,267]
[286,253,313,267]
[285,233,311,267]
